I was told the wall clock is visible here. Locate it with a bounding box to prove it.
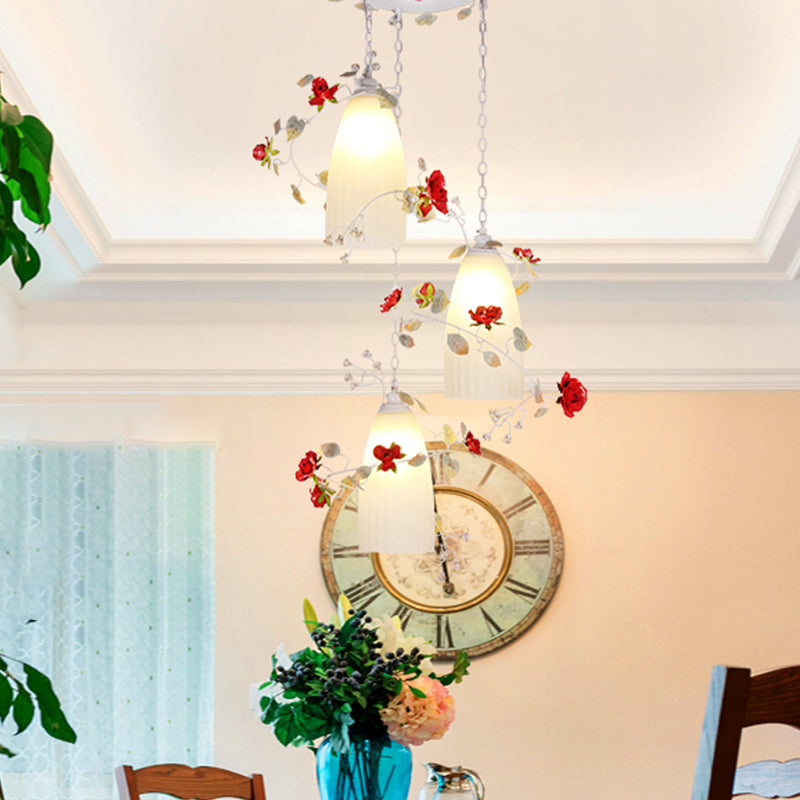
[320,441,563,659]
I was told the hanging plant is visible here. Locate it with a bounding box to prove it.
[0,86,54,288]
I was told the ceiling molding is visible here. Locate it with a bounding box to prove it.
[0,367,798,396]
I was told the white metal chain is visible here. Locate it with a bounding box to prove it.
[390,248,401,392]
[476,0,489,237]
[391,10,404,132]
[364,4,375,78]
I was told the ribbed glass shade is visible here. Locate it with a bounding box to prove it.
[445,249,523,399]
[357,397,434,554]
[325,92,407,249]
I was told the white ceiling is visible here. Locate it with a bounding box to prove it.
[0,0,799,393]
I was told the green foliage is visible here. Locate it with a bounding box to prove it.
[0,92,53,288]
[258,601,470,752]
[0,653,77,758]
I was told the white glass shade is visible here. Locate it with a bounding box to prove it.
[357,396,434,554]
[325,92,407,249]
[445,249,524,399]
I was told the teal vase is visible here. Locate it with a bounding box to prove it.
[316,735,412,800]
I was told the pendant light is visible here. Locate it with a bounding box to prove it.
[445,0,524,399]
[357,391,434,554]
[325,5,407,249]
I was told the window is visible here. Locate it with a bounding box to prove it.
[0,444,215,800]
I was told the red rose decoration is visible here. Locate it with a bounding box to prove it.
[468,305,504,330]
[380,287,402,313]
[464,431,481,455]
[512,247,541,265]
[416,196,433,219]
[556,372,588,418]
[309,77,339,108]
[310,481,332,508]
[373,442,405,473]
[252,143,267,161]
[425,170,448,214]
[295,449,321,481]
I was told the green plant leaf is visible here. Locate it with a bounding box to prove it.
[0,740,16,758]
[8,229,41,288]
[12,687,34,734]
[0,675,12,722]
[18,116,53,174]
[23,663,77,744]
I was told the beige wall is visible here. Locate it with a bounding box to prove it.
[3,391,800,800]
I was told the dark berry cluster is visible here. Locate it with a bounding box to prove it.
[269,608,425,709]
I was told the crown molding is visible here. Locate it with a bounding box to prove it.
[0,367,798,396]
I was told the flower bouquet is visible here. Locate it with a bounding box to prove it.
[258,596,469,800]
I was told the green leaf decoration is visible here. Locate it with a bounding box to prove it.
[285,116,306,141]
[398,333,414,348]
[12,687,34,734]
[483,351,501,368]
[297,74,314,88]
[22,664,77,744]
[320,442,340,458]
[457,6,472,20]
[443,424,456,445]
[409,685,427,698]
[415,397,429,414]
[398,391,414,406]
[404,319,422,332]
[407,452,427,467]
[417,156,427,172]
[0,740,15,757]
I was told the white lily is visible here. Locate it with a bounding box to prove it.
[372,614,437,674]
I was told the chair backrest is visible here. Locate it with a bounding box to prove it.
[115,764,266,800]
[692,665,800,800]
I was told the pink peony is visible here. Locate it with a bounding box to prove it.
[379,675,455,747]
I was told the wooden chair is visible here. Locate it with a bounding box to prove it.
[692,665,800,800]
[116,764,266,800]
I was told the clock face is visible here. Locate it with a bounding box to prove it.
[320,442,564,659]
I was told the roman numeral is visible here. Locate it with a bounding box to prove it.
[477,463,496,488]
[332,544,370,559]
[505,577,540,602]
[480,607,502,636]
[436,615,454,649]
[392,604,413,628]
[503,495,537,519]
[514,538,550,556]
[345,575,383,609]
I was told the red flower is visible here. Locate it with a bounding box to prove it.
[469,305,504,330]
[310,480,332,508]
[373,442,405,473]
[425,170,448,214]
[417,196,433,219]
[556,372,588,418]
[309,77,339,108]
[513,247,541,265]
[380,287,402,313]
[295,450,321,481]
[414,282,435,307]
[252,143,267,161]
[464,431,481,455]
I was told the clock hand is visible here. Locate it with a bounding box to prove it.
[432,491,455,596]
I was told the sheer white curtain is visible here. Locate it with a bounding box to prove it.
[0,444,215,800]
